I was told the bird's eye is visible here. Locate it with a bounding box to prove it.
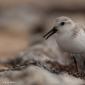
[60,22,65,26]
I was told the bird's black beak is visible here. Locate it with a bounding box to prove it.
[43,26,58,39]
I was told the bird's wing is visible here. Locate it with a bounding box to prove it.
[72,24,80,38]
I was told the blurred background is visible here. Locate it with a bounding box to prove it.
[0,0,85,58]
[0,1,85,85]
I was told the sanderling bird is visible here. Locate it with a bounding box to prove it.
[44,16,85,53]
[43,16,85,72]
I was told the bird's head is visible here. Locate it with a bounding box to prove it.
[43,16,75,39]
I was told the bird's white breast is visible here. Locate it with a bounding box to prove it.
[56,29,85,53]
